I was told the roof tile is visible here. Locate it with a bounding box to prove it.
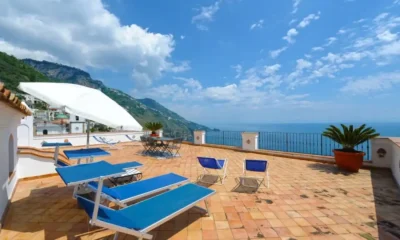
[0,82,32,116]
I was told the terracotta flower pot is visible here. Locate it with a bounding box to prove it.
[150,133,159,137]
[333,149,365,172]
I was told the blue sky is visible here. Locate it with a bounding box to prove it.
[1,0,400,125]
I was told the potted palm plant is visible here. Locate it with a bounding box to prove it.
[144,122,163,137]
[322,124,379,172]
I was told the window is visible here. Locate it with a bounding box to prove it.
[75,116,79,121]
[43,129,48,135]
[9,134,14,177]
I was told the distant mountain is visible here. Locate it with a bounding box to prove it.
[0,51,210,133]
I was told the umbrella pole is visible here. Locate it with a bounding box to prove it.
[86,120,90,149]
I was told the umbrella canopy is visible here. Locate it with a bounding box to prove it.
[19,82,142,131]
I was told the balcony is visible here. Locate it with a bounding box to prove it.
[1,142,399,239]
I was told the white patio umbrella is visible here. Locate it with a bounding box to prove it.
[19,82,142,147]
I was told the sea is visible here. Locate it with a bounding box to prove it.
[209,122,400,137]
[203,122,400,160]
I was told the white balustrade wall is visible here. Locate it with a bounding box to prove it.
[29,131,146,148]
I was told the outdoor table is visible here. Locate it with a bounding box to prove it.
[148,137,176,156]
[63,147,110,164]
[150,137,176,141]
[41,142,73,164]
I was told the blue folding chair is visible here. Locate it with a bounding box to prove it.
[241,159,269,189]
[87,173,189,207]
[197,157,228,185]
[78,183,215,240]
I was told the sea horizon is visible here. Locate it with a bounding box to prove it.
[203,122,400,137]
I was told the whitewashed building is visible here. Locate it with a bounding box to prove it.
[69,114,87,134]
[0,85,32,223]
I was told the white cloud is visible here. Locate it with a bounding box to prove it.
[173,77,202,90]
[231,64,242,79]
[374,13,389,22]
[289,19,297,25]
[297,12,321,28]
[324,37,337,46]
[180,35,185,40]
[354,18,366,24]
[264,64,281,75]
[378,40,400,56]
[292,0,302,14]
[283,28,299,43]
[377,30,397,42]
[337,28,348,35]
[141,84,191,101]
[0,0,186,88]
[322,51,371,63]
[204,84,238,101]
[296,59,312,70]
[341,72,400,94]
[192,1,221,31]
[312,46,324,51]
[270,46,288,58]
[0,40,58,62]
[250,19,264,30]
[353,37,375,48]
[169,61,191,73]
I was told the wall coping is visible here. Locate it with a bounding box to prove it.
[33,130,145,138]
[183,141,380,169]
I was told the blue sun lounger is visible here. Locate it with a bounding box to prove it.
[56,161,187,203]
[88,173,188,207]
[56,160,142,197]
[197,157,229,185]
[78,183,215,240]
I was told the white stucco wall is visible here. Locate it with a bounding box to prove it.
[0,101,25,220]
[389,139,400,187]
[371,137,400,187]
[31,131,145,147]
[17,115,33,146]
[17,155,56,179]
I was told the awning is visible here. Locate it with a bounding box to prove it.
[19,82,142,131]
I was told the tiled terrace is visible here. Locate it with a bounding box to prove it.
[1,144,400,240]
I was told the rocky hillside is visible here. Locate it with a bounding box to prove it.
[0,51,210,133]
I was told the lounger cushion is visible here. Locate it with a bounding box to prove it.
[63,148,110,159]
[198,157,225,169]
[88,173,188,201]
[56,161,123,185]
[113,161,143,170]
[78,183,215,231]
[245,159,268,172]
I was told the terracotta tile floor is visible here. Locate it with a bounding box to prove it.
[1,144,400,240]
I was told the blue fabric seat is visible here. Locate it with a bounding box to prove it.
[87,173,188,205]
[56,160,143,185]
[113,161,143,170]
[197,157,229,185]
[56,161,124,185]
[241,159,269,189]
[78,183,215,239]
